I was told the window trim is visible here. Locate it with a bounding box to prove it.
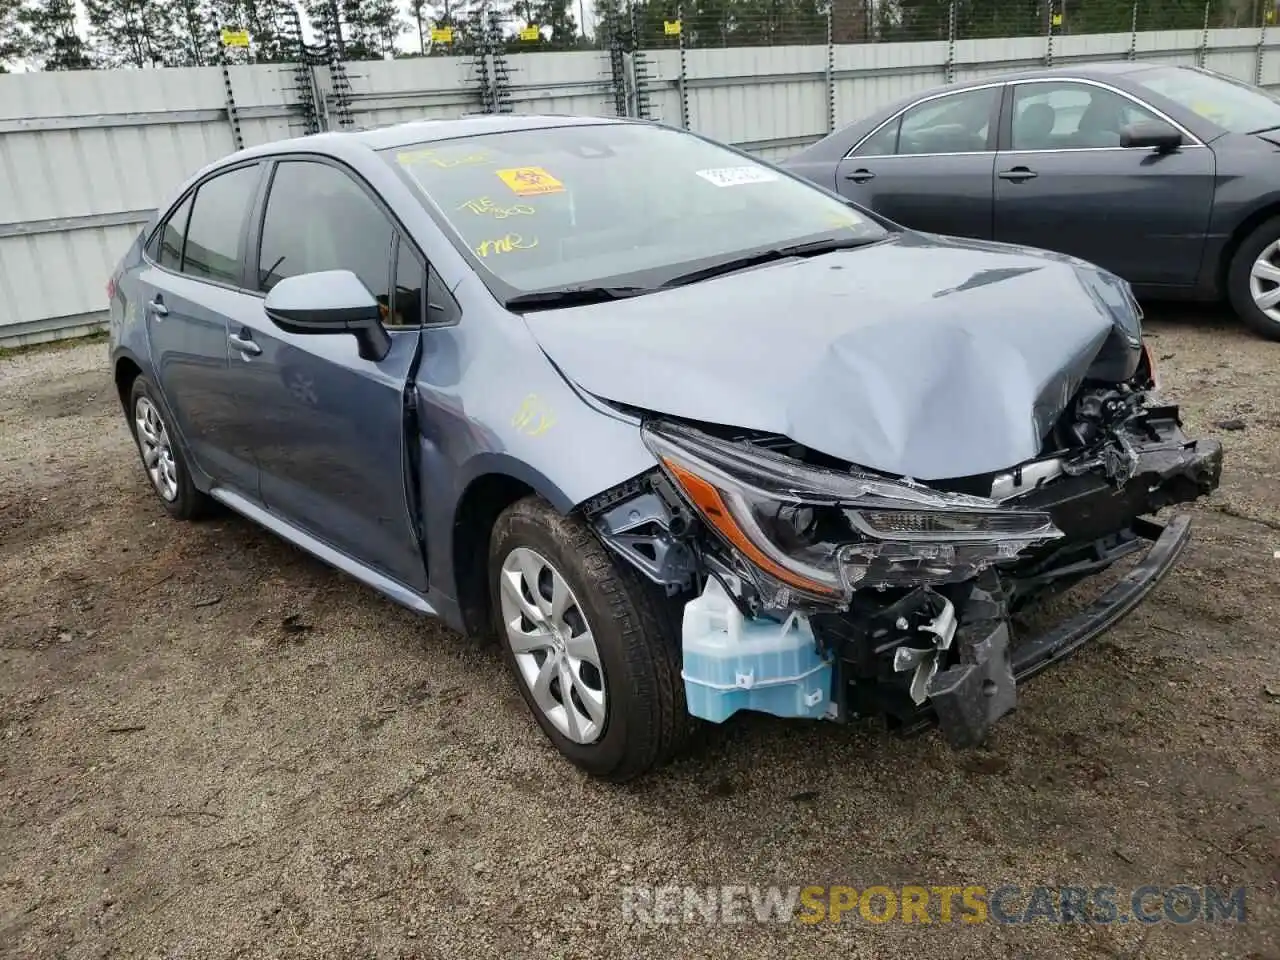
[845,77,1206,161]
[996,77,1206,154]
[844,82,1006,159]
[140,159,266,295]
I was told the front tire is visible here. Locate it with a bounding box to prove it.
[1227,216,1280,341]
[488,495,694,782]
[127,377,213,521]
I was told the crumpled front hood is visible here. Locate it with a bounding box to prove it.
[524,232,1141,481]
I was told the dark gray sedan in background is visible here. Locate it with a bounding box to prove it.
[785,62,1280,340]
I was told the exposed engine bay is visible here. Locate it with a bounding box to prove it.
[584,348,1224,749]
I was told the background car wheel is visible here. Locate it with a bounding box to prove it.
[1227,216,1280,341]
[488,495,695,782]
[127,377,213,521]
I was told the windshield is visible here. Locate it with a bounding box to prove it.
[1132,66,1280,133]
[384,122,886,296]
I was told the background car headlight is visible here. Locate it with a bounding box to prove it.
[642,421,1062,604]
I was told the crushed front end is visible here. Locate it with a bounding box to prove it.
[587,348,1223,749]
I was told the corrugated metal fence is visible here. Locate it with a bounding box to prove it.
[2,27,1278,346]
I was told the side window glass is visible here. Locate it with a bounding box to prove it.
[388,238,424,328]
[258,161,394,308]
[852,118,900,157]
[425,266,461,326]
[153,194,192,270]
[182,165,260,285]
[1012,82,1162,150]
[898,87,998,155]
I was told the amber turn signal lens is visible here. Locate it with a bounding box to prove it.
[661,458,839,597]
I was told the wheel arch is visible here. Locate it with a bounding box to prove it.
[1217,198,1280,296]
[450,467,571,639]
[113,351,145,414]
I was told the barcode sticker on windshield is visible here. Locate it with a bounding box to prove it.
[695,166,780,187]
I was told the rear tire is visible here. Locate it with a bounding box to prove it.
[127,377,213,521]
[488,495,695,782]
[1227,216,1280,341]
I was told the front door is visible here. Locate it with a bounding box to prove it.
[221,158,429,592]
[834,84,1002,240]
[993,80,1216,287]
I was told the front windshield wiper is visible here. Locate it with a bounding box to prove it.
[504,285,654,311]
[1247,123,1280,135]
[659,235,880,289]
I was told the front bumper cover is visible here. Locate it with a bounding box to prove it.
[926,513,1191,748]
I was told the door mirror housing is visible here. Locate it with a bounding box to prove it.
[1120,121,1183,153]
[263,269,391,362]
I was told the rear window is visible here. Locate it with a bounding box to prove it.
[1132,66,1280,134]
[384,123,884,295]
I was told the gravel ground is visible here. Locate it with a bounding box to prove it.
[1,309,1277,960]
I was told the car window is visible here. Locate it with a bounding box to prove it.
[257,161,395,311]
[425,267,461,326]
[388,237,424,328]
[1132,66,1280,134]
[181,165,260,286]
[852,118,900,157]
[897,87,997,155]
[153,194,192,270]
[386,123,886,297]
[1011,82,1161,150]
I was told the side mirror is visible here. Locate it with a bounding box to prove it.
[1120,121,1182,153]
[264,269,391,362]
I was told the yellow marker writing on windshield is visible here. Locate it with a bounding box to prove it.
[476,233,538,257]
[397,147,491,169]
[459,196,537,219]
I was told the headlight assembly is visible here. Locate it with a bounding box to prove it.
[641,420,1062,604]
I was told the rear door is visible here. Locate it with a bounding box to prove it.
[992,79,1216,286]
[834,84,1001,240]
[140,162,265,494]
[218,157,429,592]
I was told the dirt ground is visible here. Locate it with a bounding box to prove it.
[1,308,1277,960]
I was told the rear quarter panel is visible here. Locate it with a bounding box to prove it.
[108,225,157,404]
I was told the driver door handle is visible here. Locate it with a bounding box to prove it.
[146,298,168,318]
[845,168,876,183]
[228,332,262,357]
[998,166,1038,182]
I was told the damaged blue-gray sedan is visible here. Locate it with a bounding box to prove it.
[107,115,1223,781]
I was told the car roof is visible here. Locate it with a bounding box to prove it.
[944,60,1169,90]
[232,113,634,163]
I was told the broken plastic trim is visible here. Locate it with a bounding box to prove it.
[902,515,1193,747]
[641,419,1064,605]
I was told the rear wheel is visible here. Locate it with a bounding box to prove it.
[488,495,694,782]
[127,377,213,521]
[1227,216,1280,341]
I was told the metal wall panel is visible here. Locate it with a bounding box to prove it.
[0,63,295,344]
[684,46,829,151]
[5,29,1280,346]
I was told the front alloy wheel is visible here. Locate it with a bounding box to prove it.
[488,495,695,781]
[499,547,607,744]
